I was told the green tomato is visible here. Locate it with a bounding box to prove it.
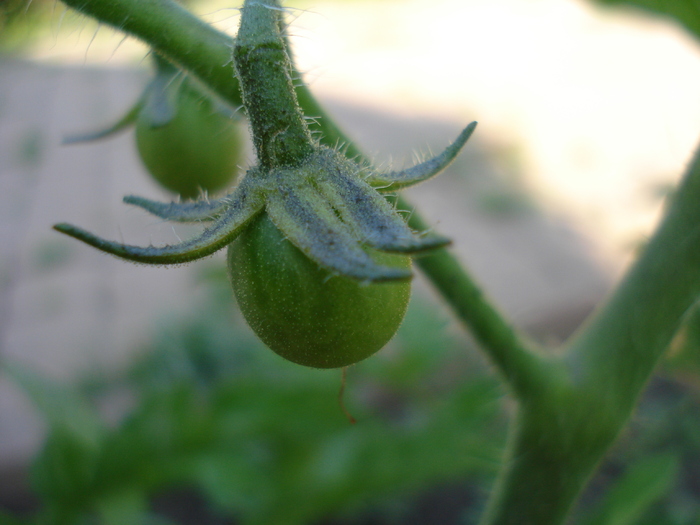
[227,214,411,369]
[135,82,245,199]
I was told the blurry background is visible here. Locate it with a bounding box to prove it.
[1,0,700,523]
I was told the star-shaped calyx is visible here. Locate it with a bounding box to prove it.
[54,0,476,283]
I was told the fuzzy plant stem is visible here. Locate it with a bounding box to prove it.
[61,0,243,106]
[233,0,314,168]
[477,144,700,525]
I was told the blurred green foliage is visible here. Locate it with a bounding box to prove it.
[580,454,679,525]
[591,0,700,41]
[7,262,700,524]
[7,265,508,525]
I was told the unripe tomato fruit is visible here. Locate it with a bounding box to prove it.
[227,214,411,368]
[135,81,244,200]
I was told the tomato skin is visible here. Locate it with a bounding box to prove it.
[227,214,411,368]
[135,81,244,200]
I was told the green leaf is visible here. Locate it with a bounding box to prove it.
[0,509,29,524]
[580,453,679,525]
[591,0,700,42]
[4,364,103,445]
[95,488,148,525]
[31,427,100,502]
[664,300,700,389]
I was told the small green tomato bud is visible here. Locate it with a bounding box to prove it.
[136,78,245,200]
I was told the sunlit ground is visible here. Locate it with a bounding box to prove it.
[16,0,700,272]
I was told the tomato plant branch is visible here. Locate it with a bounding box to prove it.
[565,143,700,415]
[477,144,700,525]
[232,0,314,167]
[61,0,243,106]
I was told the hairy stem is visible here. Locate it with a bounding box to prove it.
[478,143,700,525]
[62,0,243,106]
[233,0,314,167]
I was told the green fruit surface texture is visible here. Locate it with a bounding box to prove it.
[227,214,412,369]
[135,83,244,199]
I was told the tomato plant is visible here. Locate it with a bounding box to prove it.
[43,0,700,523]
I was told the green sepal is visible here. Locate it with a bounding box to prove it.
[62,97,143,145]
[139,58,180,128]
[123,194,228,222]
[369,122,477,192]
[266,183,412,282]
[316,149,450,253]
[54,178,265,265]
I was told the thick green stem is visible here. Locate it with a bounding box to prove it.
[233,0,314,167]
[477,352,622,525]
[565,144,700,414]
[478,144,700,525]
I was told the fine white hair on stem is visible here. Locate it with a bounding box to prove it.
[302,115,321,128]
[107,32,130,62]
[198,6,240,30]
[171,226,183,243]
[138,51,151,68]
[83,23,101,64]
[292,64,326,87]
[51,2,68,42]
[165,69,186,91]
